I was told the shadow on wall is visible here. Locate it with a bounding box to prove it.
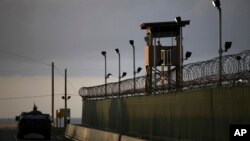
[81,85,250,141]
[82,98,129,134]
[108,98,129,134]
[82,100,97,128]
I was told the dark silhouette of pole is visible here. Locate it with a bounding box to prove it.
[102,51,107,97]
[115,48,120,98]
[212,0,222,86]
[180,26,183,87]
[175,16,183,88]
[64,68,67,128]
[218,7,222,86]
[51,62,54,123]
[129,40,136,95]
[118,52,120,97]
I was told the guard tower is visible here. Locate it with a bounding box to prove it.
[140,20,190,94]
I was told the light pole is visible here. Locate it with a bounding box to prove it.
[101,51,107,97]
[62,69,71,128]
[51,62,54,123]
[175,16,183,88]
[115,48,127,97]
[129,40,136,95]
[212,0,222,86]
[115,48,121,98]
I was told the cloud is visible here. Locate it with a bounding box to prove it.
[0,0,249,118]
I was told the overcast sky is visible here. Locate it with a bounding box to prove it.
[0,0,249,118]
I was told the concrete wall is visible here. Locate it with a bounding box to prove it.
[65,124,147,141]
[81,85,250,141]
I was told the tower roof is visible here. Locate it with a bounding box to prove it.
[140,20,190,37]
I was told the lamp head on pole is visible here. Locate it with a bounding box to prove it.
[157,40,162,47]
[62,96,71,100]
[185,51,192,60]
[137,67,142,73]
[212,0,221,10]
[106,73,112,78]
[129,40,134,46]
[175,16,182,24]
[115,48,119,54]
[224,41,232,52]
[101,51,106,56]
[121,72,127,78]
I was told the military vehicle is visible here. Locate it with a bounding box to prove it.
[16,104,51,140]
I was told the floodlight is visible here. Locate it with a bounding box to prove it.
[137,67,142,73]
[212,0,221,10]
[121,72,127,78]
[68,96,71,99]
[62,96,65,99]
[224,42,232,52]
[106,73,112,78]
[238,79,243,83]
[129,40,134,46]
[175,16,181,23]
[212,0,216,7]
[185,51,192,60]
[115,48,119,54]
[157,40,162,47]
[101,51,106,56]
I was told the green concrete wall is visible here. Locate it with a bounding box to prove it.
[81,85,250,141]
[65,124,148,141]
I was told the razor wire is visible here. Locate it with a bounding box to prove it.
[79,50,250,100]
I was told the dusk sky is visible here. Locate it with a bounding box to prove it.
[0,0,249,118]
